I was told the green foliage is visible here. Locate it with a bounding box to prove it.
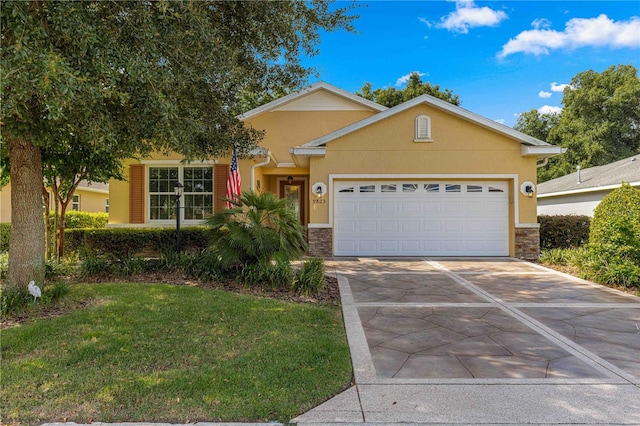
[0,222,10,251]
[539,215,590,250]
[537,65,640,182]
[66,227,213,259]
[205,191,308,268]
[294,257,326,296]
[2,0,356,290]
[0,251,7,279]
[514,109,560,142]
[238,260,295,289]
[357,72,460,107]
[1,280,70,316]
[57,211,108,229]
[584,184,640,288]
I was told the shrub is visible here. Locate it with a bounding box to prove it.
[205,191,308,268]
[55,211,108,229]
[238,260,295,289]
[66,227,213,259]
[294,257,326,296]
[0,252,8,279]
[584,183,640,288]
[538,215,590,250]
[0,223,10,252]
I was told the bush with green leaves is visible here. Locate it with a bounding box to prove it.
[66,227,213,259]
[584,183,640,288]
[205,191,308,268]
[49,211,108,229]
[539,215,590,250]
[0,223,10,252]
[295,257,326,296]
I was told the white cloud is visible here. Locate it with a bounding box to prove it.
[499,14,640,58]
[434,0,508,34]
[538,105,562,115]
[550,82,570,92]
[532,18,552,30]
[494,118,506,125]
[538,91,552,98]
[395,71,426,87]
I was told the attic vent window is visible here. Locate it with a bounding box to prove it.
[414,114,432,142]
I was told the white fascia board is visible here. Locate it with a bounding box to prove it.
[238,82,387,120]
[249,147,269,157]
[521,145,566,157]
[303,94,553,148]
[289,147,326,157]
[537,181,640,198]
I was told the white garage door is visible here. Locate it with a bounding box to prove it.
[334,181,509,256]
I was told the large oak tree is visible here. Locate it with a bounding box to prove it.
[1,0,356,292]
[356,72,461,107]
[515,65,640,183]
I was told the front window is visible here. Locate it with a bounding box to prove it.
[72,194,80,211]
[149,166,213,221]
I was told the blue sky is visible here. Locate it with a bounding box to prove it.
[303,1,640,127]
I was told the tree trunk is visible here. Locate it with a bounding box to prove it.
[7,137,45,292]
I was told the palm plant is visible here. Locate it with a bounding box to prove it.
[205,191,308,268]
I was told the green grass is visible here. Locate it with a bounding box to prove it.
[1,283,352,424]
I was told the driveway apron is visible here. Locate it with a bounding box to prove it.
[293,258,640,424]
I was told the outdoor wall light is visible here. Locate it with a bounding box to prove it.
[525,185,534,198]
[520,181,535,199]
[312,182,327,197]
[287,175,294,184]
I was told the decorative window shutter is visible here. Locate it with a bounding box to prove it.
[415,115,431,141]
[214,164,230,213]
[129,164,145,223]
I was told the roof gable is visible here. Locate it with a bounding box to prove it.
[239,82,387,120]
[301,93,552,148]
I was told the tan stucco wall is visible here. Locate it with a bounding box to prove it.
[306,103,539,232]
[245,110,376,163]
[1,184,108,223]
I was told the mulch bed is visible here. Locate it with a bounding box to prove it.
[1,274,341,329]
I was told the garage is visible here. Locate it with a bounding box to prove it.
[334,181,509,256]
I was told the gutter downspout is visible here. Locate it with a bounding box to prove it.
[536,157,549,168]
[250,150,271,192]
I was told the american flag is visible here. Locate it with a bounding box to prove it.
[225,148,241,208]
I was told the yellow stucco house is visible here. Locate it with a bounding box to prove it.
[108,83,564,259]
[1,181,109,223]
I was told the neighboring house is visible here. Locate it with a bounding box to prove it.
[108,82,564,259]
[0,180,109,223]
[537,155,640,217]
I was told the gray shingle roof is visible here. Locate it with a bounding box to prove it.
[538,155,640,195]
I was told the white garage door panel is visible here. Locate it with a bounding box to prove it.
[334,181,509,256]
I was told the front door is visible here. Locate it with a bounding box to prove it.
[279,180,306,225]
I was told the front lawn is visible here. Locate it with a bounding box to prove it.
[1,283,352,424]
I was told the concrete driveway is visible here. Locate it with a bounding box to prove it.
[293,258,640,424]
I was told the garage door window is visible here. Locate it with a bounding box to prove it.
[425,183,440,192]
[445,184,461,192]
[359,184,376,193]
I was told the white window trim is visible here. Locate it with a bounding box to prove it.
[72,194,80,211]
[414,114,433,142]
[146,164,214,225]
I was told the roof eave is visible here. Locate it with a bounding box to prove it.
[303,94,556,148]
[521,145,567,158]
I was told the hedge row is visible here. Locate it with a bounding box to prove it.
[65,227,214,259]
[1,212,108,252]
[539,215,591,250]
